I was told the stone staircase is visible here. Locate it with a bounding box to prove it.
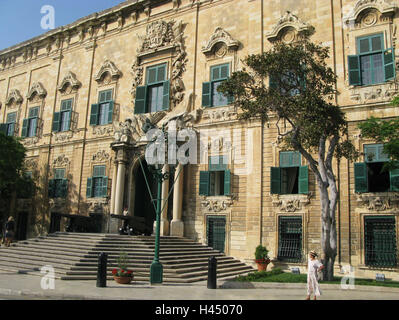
[0,232,255,283]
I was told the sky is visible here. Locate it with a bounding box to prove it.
[0,0,126,51]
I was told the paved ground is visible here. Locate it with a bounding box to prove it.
[0,271,398,301]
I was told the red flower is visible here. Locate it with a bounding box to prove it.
[127,270,132,274]
[112,269,117,275]
[121,269,124,273]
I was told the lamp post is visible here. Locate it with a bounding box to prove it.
[148,164,170,284]
[140,121,184,285]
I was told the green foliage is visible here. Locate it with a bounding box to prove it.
[255,245,269,260]
[218,37,356,160]
[0,133,27,192]
[358,116,399,169]
[235,270,399,288]
[117,250,129,270]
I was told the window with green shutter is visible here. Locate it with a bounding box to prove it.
[349,34,395,86]
[89,90,114,126]
[90,165,108,198]
[365,216,397,268]
[355,144,397,193]
[271,151,307,195]
[22,107,39,138]
[134,63,169,114]
[199,156,231,196]
[202,63,232,108]
[60,99,73,132]
[5,112,16,136]
[278,216,302,262]
[49,168,68,198]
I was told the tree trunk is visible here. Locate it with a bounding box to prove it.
[319,184,338,281]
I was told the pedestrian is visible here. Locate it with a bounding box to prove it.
[306,250,324,300]
[4,216,15,247]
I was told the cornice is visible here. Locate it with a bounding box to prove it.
[0,0,170,59]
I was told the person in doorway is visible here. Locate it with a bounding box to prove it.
[306,250,324,300]
[4,216,15,247]
[123,207,128,216]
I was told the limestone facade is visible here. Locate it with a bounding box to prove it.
[0,0,399,280]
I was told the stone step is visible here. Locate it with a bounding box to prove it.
[0,233,256,283]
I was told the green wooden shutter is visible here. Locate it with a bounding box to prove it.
[66,110,72,131]
[199,171,210,196]
[135,86,147,114]
[390,168,399,191]
[298,166,309,194]
[86,177,93,198]
[348,55,361,86]
[89,104,99,125]
[21,119,29,138]
[354,162,368,193]
[107,101,114,124]
[162,80,170,111]
[0,124,7,135]
[48,179,55,198]
[224,170,231,196]
[384,48,395,81]
[202,82,212,107]
[52,112,61,132]
[101,177,108,197]
[270,167,281,194]
[60,179,68,198]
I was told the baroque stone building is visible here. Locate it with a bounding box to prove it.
[0,0,399,280]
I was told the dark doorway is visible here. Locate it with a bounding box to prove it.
[49,213,61,234]
[134,159,157,234]
[16,212,28,241]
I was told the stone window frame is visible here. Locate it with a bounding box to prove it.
[273,212,309,264]
[357,212,399,271]
[344,3,397,89]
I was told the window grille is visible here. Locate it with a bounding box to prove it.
[365,216,397,268]
[278,216,302,262]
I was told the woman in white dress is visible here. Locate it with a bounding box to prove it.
[306,250,324,300]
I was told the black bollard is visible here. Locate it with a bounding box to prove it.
[207,256,217,289]
[96,252,108,288]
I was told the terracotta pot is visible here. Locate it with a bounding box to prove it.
[114,275,133,284]
[255,259,270,272]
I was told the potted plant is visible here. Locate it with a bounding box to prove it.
[112,251,134,284]
[254,245,270,272]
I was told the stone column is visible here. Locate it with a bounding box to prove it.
[114,160,126,216]
[110,161,118,214]
[170,164,184,237]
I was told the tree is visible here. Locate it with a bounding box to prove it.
[0,132,34,220]
[358,115,399,169]
[218,37,358,280]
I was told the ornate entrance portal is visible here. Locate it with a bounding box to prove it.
[109,113,191,237]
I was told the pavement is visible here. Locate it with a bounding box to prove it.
[0,270,398,301]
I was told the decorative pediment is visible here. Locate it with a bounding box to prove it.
[92,150,110,163]
[95,60,122,83]
[356,193,399,211]
[58,71,82,93]
[27,82,47,101]
[201,27,240,55]
[6,89,23,106]
[345,0,397,26]
[53,155,70,167]
[137,20,177,55]
[266,11,313,43]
